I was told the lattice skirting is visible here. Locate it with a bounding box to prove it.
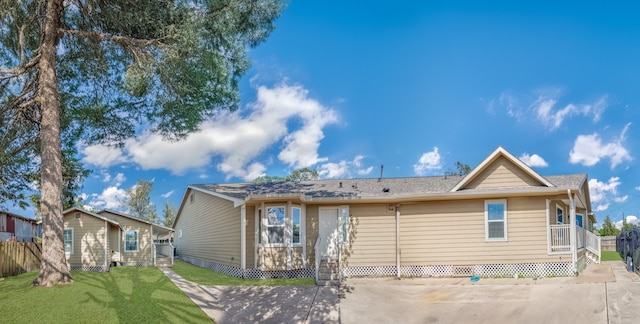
[120,262,153,267]
[179,256,315,279]
[343,262,575,278]
[69,265,109,272]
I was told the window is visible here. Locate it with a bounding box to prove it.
[64,228,73,255]
[292,207,301,244]
[259,205,305,246]
[485,200,507,241]
[340,207,349,244]
[266,207,285,244]
[556,206,564,224]
[125,230,139,252]
[576,214,583,227]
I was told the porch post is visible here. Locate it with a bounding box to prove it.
[105,220,108,271]
[241,205,246,271]
[396,205,400,279]
[546,199,551,254]
[569,191,577,272]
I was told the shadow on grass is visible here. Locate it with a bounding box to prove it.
[0,267,211,323]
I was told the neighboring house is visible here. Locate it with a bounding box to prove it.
[63,208,174,271]
[0,211,39,242]
[173,147,600,282]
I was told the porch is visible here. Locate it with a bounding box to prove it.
[154,242,174,268]
[550,224,601,263]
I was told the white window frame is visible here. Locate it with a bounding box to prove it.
[64,227,73,256]
[340,206,349,245]
[125,230,139,252]
[576,213,584,228]
[485,199,507,242]
[260,204,305,247]
[556,205,564,224]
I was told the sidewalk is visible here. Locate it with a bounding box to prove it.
[161,268,339,323]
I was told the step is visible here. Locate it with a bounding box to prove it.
[316,279,340,287]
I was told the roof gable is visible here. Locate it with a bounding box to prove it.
[63,207,119,225]
[451,147,553,192]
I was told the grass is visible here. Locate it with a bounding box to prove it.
[0,267,211,324]
[601,250,623,261]
[172,260,315,286]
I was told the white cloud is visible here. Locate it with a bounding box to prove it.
[82,144,127,168]
[319,161,348,179]
[519,153,548,167]
[615,215,639,230]
[492,89,607,130]
[589,177,625,212]
[85,83,338,181]
[614,195,628,203]
[413,147,442,176]
[569,123,631,168]
[113,173,126,186]
[636,186,640,191]
[318,155,374,179]
[87,186,127,210]
[161,190,175,199]
[357,166,374,176]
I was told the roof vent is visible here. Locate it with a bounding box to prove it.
[378,165,384,182]
[382,187,390,193]
[339,182,343,188]
[352,183,358,189]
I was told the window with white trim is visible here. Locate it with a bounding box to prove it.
[340,206,349,244]
[292,207,301,244]
[485,200,507,241]
[576,214,583,227]
[556,206,564,224]
[260,205,305,246]
[125,230,139,252]
[64,228,73,255]
[266,207,285,244]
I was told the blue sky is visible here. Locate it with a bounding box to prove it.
[10,1,640,227]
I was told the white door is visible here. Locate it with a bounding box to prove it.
[319,208,339,260]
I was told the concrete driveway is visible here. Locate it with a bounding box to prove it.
[163,261,640,323]
[340,261,640,324]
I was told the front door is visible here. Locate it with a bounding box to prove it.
[318,208,339,260]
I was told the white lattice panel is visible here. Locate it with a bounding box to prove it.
[70,265,108,272]
[179,256,314,279]
[343,262,575,278]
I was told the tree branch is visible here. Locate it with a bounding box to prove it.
[0,54,41,76]
[60,28,172,49]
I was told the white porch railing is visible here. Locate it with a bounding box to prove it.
[550,224,570,252]
[576,226,585,249]
[154,243,174,267]
[586,230,601,263]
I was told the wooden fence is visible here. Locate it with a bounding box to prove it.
[601,236,617,251]
[0,242,42,278]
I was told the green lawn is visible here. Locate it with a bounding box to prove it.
[0,267,211,323]
[172,260,315,286]
[601,250,623,261]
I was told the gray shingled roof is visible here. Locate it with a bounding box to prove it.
[190,173,587,201]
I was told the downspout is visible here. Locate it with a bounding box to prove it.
[105,220,108,271]
[568,189,577,273]
[151,224,154,266]
[240,205,246,277]
[396,205,401,279]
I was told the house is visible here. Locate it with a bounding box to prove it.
[0,211,39,242]
[62,208,174,271]
[172,147,600,282]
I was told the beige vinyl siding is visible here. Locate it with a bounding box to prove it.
[306,205,319,267]
[246,205,255,268]
[117,216,152,264]
[342,204,396,267]
[63,212,107,267]
[259,247,304,270]
[107,224,120,262]
[399,197,566,265]
[174,189,241,268]
[466,156,543,189]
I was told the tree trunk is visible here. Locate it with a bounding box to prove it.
[32,0,72,287]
